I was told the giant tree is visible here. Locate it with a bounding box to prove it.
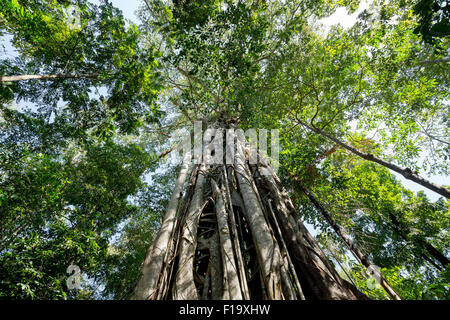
[131,0,371,300]
[1,0,448,300]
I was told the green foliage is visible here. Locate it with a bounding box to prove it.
[0,0,448,300]
[0,107,157,298]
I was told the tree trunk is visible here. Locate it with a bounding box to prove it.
[295,119,450,199]
[418,57,450,65]
[0,74,99,82]
[294,178,401,300]
[132,124,367,300]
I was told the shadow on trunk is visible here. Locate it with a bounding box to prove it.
[132,124,368,300]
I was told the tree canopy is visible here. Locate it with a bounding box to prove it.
[0,0,448,300]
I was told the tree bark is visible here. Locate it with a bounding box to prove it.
[172,163,207,299]
[211,178,242,299]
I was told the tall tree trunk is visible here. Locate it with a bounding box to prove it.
[0,74,99,82]
[294,178,401,300]
[388,212,449,269]
[132,124,367,300]
[294,119,450,199]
